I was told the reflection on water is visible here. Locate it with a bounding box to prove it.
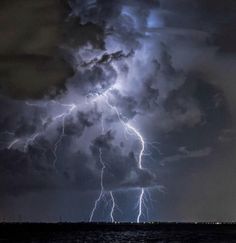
[1,223,236,243]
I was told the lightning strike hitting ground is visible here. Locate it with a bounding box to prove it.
[137,188,145,223]
[5,74,155,223]
[89,148,106,222]
[125,123,146,223]
[102,89,146,223]
[110,191,115,223]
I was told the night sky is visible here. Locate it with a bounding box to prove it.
[0,0,236,222]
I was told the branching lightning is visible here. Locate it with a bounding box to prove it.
[3,67,156,223]
[89,127,119,222]
[126,123,145,223]
[102,89,146,223]
[51,103,76,167]
[24,101,77,167]
[89,105,119,222]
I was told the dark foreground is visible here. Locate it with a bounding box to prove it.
[0,223,236,242]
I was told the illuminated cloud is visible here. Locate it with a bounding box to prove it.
[0,0,235,222]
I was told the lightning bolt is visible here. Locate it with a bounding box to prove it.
[6,132,40,153]
[23,133,40,152]
[102,89,146,223]
[25,100,77,167]
[52,115,66,167]
[6,101,77,164]
[126,124,145,223]
[110,191,115,223]
[4,74,155,223]
[89,147,106,222]
[89,153,118,222]
[51,103,76,167]
[7,139,20,150]
[89,106,119,222]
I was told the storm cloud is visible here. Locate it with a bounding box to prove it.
[0,0,236,222]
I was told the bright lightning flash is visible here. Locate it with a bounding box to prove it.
[89,140,118,222]
[52,103,76,167]
[102,89,146,223]
[4,77,154,223]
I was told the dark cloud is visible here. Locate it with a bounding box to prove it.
[108,90,138,120]
[0,97,44,138]
[64,18,105,50]
[0,148,57,196]
[0,0,72,99]
[90,131,157,190]
[0,0,236,222]
[70,65,117,96]
[140,80,159,111]
[81,50,134,67]
[64,107,101,136]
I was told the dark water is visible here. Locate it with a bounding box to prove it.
[0,223,236,242]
